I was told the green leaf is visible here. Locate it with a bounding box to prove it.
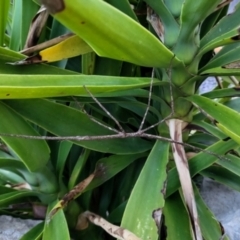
[191,120,226,139]
[5,99,153,154]
[0,158,29,171]
[94,56,122,76]
[194,184,225,240]
[68,148,90,189]
[47,0,180,67]
[9,0,22,50]
[163,0,184,17]
[0,160,58,194]
[179,0,221,38]
[144,0,180,47]
[200,5,228,38]
[0,101,50,171]
[173,0,222,63]
[202,88,240,99]
[166,139,238,197]
[0,74,161,99]
[201,67,240,76]
[0,46,24,61]
[0,150,16,159]
[224,98,240,112]
[106,0,138,21]
[217,123,240,145]
[0,185,17,194]
[218,154,240,177]
[0,191,39,207]
[201,165,240,192]
[188,95,240,144]
[43,203,70,240]
[0,168,25,183]
[199,6,240,55]
[20,222,44,240]
[56,141,73,184]
[0,0,10,46]
[200,43,240,73]
[163,191,193,239]
[81,52,95,75]
[121,141,169,239]
[85,153,146,192]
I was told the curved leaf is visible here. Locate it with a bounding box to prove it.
[5,99,153,154]
[20,222,44,240]
[217,123,240,145]
[201,165,240,192]
[0,0,10,46]
[0,191,39,207]
[0,158,58,194]
[0,74,161,99]
[121,141,169,239]
[42,0,180,67]
[200,43,240,73]
[194,184,226,240]
[43,203,70,240]
[163,191,193,239]
[191,120,226,139]
[188,95,240,141]
[199,6,240,55]
[107,0,137,21]
[179,0,222,40]
[144,0,180,47]
[218,154,240,177]
[15,35,93,64]
[201,67,240,76]
[166,139,238,197]
[85,153,146,192]
[0,101,50,171]
[0,46,24,61]
[173,0,222,62]
[202,88,240,99]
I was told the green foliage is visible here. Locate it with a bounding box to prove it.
[0,0,240,239]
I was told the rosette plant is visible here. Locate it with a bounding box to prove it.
[0,0,240,239]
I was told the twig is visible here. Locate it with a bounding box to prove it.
[0,132,229,161]
[138,68,154,131]
[72,96,120,134]
[192,103,215,124]
[84,86,126,134]
[141,57,175,133]
[21,33,74,55]
[167,56,175,116]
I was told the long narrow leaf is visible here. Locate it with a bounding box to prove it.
[0,101,50,171]
[42,0,180,67]
[188,95,240,144]
[0,0,10,46]
[201,166,240,192]
[121,141,169,239]
[5,99,153,154]
[199,6,240,55]
[193,183,229,240]
[166,139,238,197]
[163,191,193,239]
[43,203,70,240]
[0,74,161,99]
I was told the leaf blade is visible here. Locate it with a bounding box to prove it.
[0,101,50,171]
[121,141,169,239]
